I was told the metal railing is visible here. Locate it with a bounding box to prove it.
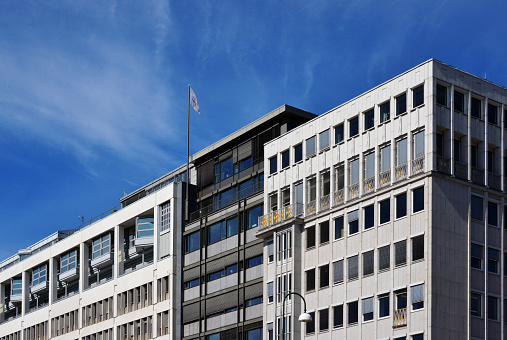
[189,181,263,221]
[258,203,304,230]
[378,170,391,188]
[393,308,407,328]
[363,177,375,194]
[348,183,359,200]
[454,161,467,180]
[411,156,425,175]
[306,200,316,216]
[488,172,501,191]
[437,156,450,174]
[319,194,330,211]
[472,167,484,185]
[333,189,345,206]
[394,163,407,182]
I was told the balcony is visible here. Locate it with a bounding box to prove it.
[411,156,425,175]
[454,161,467,180]
[378,170,391,189]
[471,167,484,185]
[393,308,407,328]
[305,200,316,216]
[257,203,304,235]
[394,163,407,182]
[363,177,375,195]
[333,188,344,206]
[319,194,330,211]
[437,156,450,174]
[348,183,359,200]
[488,172,501,191]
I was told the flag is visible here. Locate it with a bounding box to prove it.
[189,86,200,114]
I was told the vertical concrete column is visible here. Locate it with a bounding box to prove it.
[48,257,57,305]
[408,130,413,177]
[450,84,455,176]
[344,158,349,201]
[114,225,123,279]
[153,202,160,268]
[0,282,5,323]
[467,91,472,181]
[79,242,89,292]
[484,97,489,186]
[21,271,30,316]
[501,104,505,191]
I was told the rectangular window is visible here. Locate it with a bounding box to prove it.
[319,129,330,151]
[413,186,424,213]
[471,97,482,119]
[307,177,317,203]
[488,103,498,125]
[269,193,278,212]
[412,235,424,261]
[319,264,329,288]
[379,199,390,224]
[160,202,171,232]
[380,144,391,173]
[334,124,344,144]
[281,150,290,169]
[379,295,389,318]
[247,205,263,229]
[471,195,483,221]
[413,130,425,159]
[306,136,316,157]
[396,138,407,165]
[364,204,374,230]
[454,90,465,113]
[348,210,359,235]
[380,101,390,123]
[396,291,407,310]
[378,245,390,271]
[396,193,407,218]
[488,296,499,321]
[488,248,499,274]
[395,240,407,266]
[488,201,498,226]
[306,269,316,292]
[471,293,482,317]
[92,234,111,259]
[185,231,200,253]
[487,150,494,172]
[436,84,447,106]
[349,157,359,185]
[32,264,47,286]
[334,216,344,239]
[246,255,263,268]
[294,144,303,163]
[362,297,374,321]
[348,301,358,325]
[335,164,345,190]
[454,139,461,162]
[60,250,77,273]
[321,171,331,197]
[413,85,424,107]
[436,133,444,157]
[471,244,483,270]
[267,239,274,262]
[364,109,374,130]
[333,260,343,284]
[471,144,479,168]
[348,255,359,281]
[362,251,374,276]
[411,284,424,310]
[208,222,221,244]
[333,305,343,328]
[320,221,330,244]
[319,309,329,332]
[281,187,290,207]
[306,225,316,249]
[349,116,359,137]
[269,156,277,175]
[396,93,407,116]
[306,312,315,334]
[364,152,375,180]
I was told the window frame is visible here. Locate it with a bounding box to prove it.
[379,198,391,224]
[334,123,344,144]
[281,150,290,169]
[363,108,374,131]
[412,84,424,108]
[436,83,448,107]
[349,116,359,138]
[334,215,344,240]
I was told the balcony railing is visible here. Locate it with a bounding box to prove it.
[258,203,304,230]
[454,161,467,180]
[334,189,345,206]
[378,170,391,188]
[437,156,450,174]
[348,183,359,200]
[306,200,316,216]
[319,194,330,211]
[393,308,407,328]
[394,163,407,182]
[190,181,263,221]
[488,172,501,191]
[363,177,375,195]
[472,167,484,185]
[411,156,425,175]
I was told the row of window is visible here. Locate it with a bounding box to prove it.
[23,321,48,340]
[82,328,113,340]
[470,243,507,275]
[303,285,424,334]
[304,235,424,292]
[117,316,152,340]
[82,297,114,327]
[51,309,79,337]
[305,187,424,248]
[471,195,506,226]
[436,83,507,125]
[184,205,264,254]
[200,174,263,211]
[471,292,507,322]
[0,331,20,340]
[183,255,263,289]
[207,327,262,340]
[117,282,153,316]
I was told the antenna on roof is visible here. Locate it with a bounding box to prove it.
[485,73,487,79]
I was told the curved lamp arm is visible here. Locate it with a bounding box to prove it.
[280,291,311,338]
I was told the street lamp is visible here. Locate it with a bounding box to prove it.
[281,291,312,339]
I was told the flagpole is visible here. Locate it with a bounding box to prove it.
[186,84,190,221]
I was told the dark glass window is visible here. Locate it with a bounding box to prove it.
[220,157,233,181]
[319,308,329,332]
[412,235,424,261]
[247,205,263,229]
[184,278,200,289]
[396,193,407,218]
[396,93,407,116]
[348,210,359,235]
[471,293,482,317]
[247,255,263,268]
[395,240,407,266]
[488,104,498,125]
[348,301,358,325]
[363,251,374,276]
[335,124,344,144]
[269,156,277,175]
[208,222,221,244]
[413,187,424,213]
[319,264,329,288]
[333,305,343,328]
[306,312,315,334]
[185,231,200,253]
[239,157,252,171]
[294,144,303,163]
[378,246,390,271]
[413,85,424,107]
[454,91,465,113]
[364,109,374,130]
[471,97,482,119]
[471,195,483,221]
[349,117,359,137]
[488,248,499,274]
[364,205,374,230]
[306,225,316,249]
[436,84,447,106]
[471,244,483,270]
[281,150,290,169]
[436,133,444,157]
[379,295,389,317]
[380,199,390,224]
[306,269,315,292]
[488,201,498,226]
[488,296,499,321]
[208,270,221,281]
[320,221,329,244]
[380,102,390,123]
[334,217,344,239]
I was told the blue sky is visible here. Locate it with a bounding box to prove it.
[1,0,507,260]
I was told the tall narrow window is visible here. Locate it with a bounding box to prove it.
[380,101,390,123]
[471,243,483,270]
[306,225,316,249]
[319,221,329,244]
[396,193,407,218]
[395,240,407,266]
[333,305,343,328]
[349,116,359,137]
[349,158,359,185]
[306,269,316,292]
[454,90,465,113]
[488,103,498,125]
[348,301,358,325]
[364,204,374,230]
[281,150,290,169]
[436,133,444,157]
[281,187,290,207]
[348,255,359,281]
[413,85,424,107]
[453,139,461,162]
[334,216,344,239]
[412,235,424,261]
[294,144,303,163]
[379,295,389,318]
[362,251,374,276]
[335,164,345,191]
[380,144,391,173]
[306,136,316,157]
[348,210,359,235]
[269,193,278,212]
[471,195,483,221]
[471,145,478,168]
[488,296,499,321]
[379,199,390,224]
[413,130,425,160]
[160,202,171,232]
[319,129,330,151]
[413,186,424,213]
[364,152,375,180]
[364,109,374,130]
[471,97,482,119]
[269,156,277,175]
[396,93,407,116]
[306,312,316,334]
[488,248,500,274]
[471,293,482,317]
[321,171,330,197]
[333,260,343,284]
[436,84,447,106]
[294,182,303,215]
[487,150,494,173]
[362,297,374,321]
[488,201,498,226]
[319,265,329,288]
[378,245,390,271]
[335,124,344,144]
[319,308,329,332]
[411,284,424,310]
[396,138,407,166]
[307,177,316,204]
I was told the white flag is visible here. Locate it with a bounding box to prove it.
[189,86,200,114]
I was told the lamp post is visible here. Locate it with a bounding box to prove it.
[280,291,312,339]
